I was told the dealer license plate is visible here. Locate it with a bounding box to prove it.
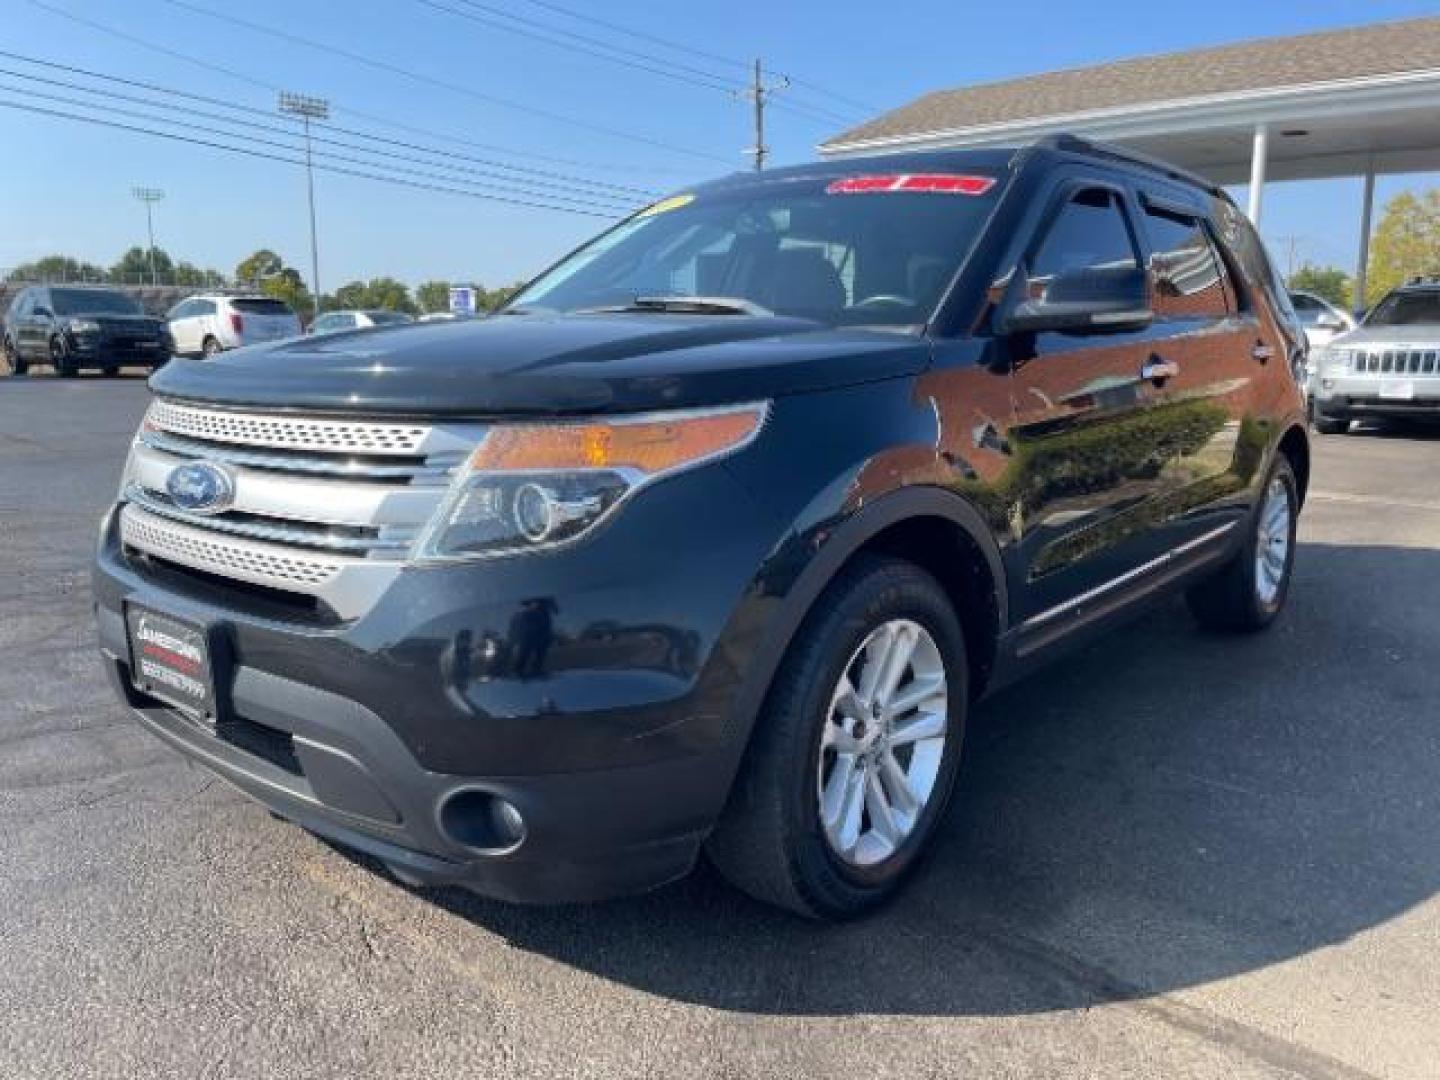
[125,605,218,722]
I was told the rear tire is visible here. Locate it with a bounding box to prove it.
[1312,412,1349,435]
[707,555,967,920]
[51,338,77,378]
[1186,456,1298,633]
[202,336,222,359]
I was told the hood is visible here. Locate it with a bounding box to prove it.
[149,313,930,416]
[1330,324,1440,348]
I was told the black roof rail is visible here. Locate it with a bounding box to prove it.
[1034,133,1228,199]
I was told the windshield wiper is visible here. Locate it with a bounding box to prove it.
[582,295,774,317]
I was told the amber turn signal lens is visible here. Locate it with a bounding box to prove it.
[468,404,766,476]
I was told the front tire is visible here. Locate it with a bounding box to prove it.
[707,555,967,919]
[2,336,24,376]
[1186,456,1298,633]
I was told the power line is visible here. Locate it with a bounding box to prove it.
[514,0,881,116]
[152,0,734,164]
[0,92,621,218]
[423,0,861,127]
[0,75,637,215]
[22,0,702,178]
[0,55,648,204]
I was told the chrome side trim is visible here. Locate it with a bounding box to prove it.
[1023,521,1238,629]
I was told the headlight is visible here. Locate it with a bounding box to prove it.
[67,318,101,334]
[414,402,768,561]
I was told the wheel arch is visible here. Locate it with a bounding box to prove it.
[729,487,1009,748]
[1276,422,1311,506]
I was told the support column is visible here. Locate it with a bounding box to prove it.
[1354,166,1376,315]
[1246,123,1269,226]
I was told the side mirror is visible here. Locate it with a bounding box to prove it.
[1314,313,1344,332]
[1001,265,1152,336]
[34,306,53,319]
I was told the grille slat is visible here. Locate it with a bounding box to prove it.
[148,400,430,455]
[120,402,485,612]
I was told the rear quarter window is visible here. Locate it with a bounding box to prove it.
[231,298,295,316]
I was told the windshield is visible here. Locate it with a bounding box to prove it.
[50,289,143,317]
[1365,290,1440,327]
[509,174,1003,328]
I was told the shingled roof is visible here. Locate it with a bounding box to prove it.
[822,17,1440,153]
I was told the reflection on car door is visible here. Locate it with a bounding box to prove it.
[999,182,1202,624]
[1131,190,1267,551]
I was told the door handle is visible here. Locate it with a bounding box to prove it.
[1252,341,1275,363]
[1141,357,1180,384]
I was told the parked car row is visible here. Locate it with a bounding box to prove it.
[3,284,440,375]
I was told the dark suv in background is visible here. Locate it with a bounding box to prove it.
[95,136,1309,919]
[4,285,171,376]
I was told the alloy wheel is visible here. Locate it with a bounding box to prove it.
[817,618,948,868]
[1255,476,1291,606]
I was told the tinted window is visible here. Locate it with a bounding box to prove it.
[50,289,143,316]
[231,298,294,316]
[1366,290,1440,326]
[366,310,413,326]
[1030,188,1138,282]
[512,174,1002,328]
[1142,207,1230,319]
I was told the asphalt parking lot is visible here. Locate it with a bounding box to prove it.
[2,374,1438,1079]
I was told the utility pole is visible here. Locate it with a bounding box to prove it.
[279,91,329,321]
[736,59,789,172]
[1275,234,1302,279]
[132,187,164,285]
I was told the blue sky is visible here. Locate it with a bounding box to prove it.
[2,0,1437,290]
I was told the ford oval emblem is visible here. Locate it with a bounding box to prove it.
[166,461,236,515]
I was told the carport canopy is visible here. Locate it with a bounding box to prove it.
[819,17,1440,308]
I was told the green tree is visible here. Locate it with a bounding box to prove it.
[8,254,107,283]
[172,261,222,287]
[478,281,524,311]
[261,268,313,315]
[327,278,418,314]
[235,249,285,284]
[1287,264,1351,308]
[416,280,452,313]
[1365,190,1440,305]
[110,246,174,284]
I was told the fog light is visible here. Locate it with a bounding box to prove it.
[438,788,527,852]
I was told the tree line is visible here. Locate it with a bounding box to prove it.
[1285,188,1440,310]
[7,246,527,316]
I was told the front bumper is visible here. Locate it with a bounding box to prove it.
[1313,371,1440,418]
[93,459,781,902]
[69,333,171,367]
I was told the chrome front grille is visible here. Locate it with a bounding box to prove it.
[119,399,487,615]
[1350,348,1439,375]
[146,399,432,454]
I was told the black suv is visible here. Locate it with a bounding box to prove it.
[94,136,1309,918]
[4,285,171,376]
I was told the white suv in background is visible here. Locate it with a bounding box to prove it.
[167,294,302,357]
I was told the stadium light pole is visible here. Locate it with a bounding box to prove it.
[132,187,165,285]
[278,92,329,321]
